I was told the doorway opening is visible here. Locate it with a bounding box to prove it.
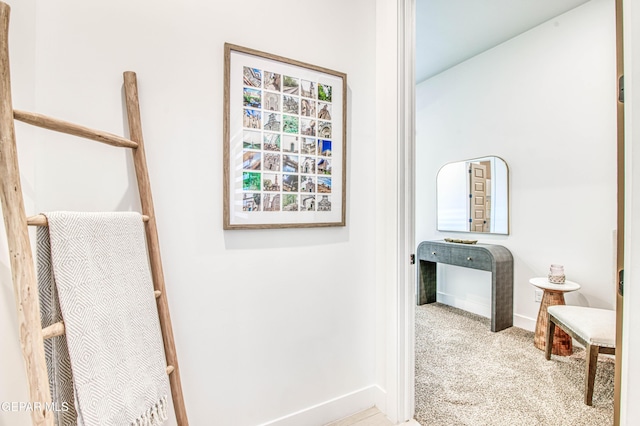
[411,0,620,423]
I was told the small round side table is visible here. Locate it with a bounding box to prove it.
[529,277,581,356]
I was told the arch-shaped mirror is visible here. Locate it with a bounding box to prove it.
[437,156,509,234]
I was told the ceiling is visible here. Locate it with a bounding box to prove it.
[416,0,592,83]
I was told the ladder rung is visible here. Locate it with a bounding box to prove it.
[42,322,65,339]
[27,214,150,226]
[43,323,176,378]
[154,290,161,298]
[13,109,139,149]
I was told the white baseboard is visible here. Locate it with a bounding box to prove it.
[373,384,386,415]
[438,292,538,333]
[513,313,536,332]
[258,385,378,426]
[437,292,490,318]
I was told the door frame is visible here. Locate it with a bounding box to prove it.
[615,0,624,423]
[395,0,634,423]
[397,0,416,420]
[380,0,415,422]
[621,0,640,423]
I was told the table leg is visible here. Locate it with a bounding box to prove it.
[418,260,436,305]
[534,290,573,356]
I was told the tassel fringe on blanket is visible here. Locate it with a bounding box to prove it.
[132,395,169,426]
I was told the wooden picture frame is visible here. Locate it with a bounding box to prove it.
[223,43,347,229]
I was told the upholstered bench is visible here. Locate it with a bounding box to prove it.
[545,305,616,405]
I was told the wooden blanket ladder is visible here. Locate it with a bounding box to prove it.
[0,2,188,425]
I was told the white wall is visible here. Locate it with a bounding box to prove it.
[416,0,618,329]
[0,1,380,425]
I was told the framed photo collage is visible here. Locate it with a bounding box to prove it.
[224,43,346,229]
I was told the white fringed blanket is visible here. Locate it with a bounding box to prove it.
[37,212,170,426]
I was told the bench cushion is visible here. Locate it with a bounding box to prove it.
[547,305,616,348]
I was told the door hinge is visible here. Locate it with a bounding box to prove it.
[410,254,415,265]
[619,269,624,296]
[619,75,624,103]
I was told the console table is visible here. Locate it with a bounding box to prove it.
[417,240,514,332]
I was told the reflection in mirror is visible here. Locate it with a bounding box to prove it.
[437,156,509,234]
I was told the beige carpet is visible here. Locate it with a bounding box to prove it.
[415,303,614,426]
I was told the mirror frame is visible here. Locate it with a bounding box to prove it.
[436,155,510,235]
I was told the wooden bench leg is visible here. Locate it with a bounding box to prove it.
[545,316,555,360]
[585,344,599,406]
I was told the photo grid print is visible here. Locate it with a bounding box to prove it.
[241,66,333,212]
